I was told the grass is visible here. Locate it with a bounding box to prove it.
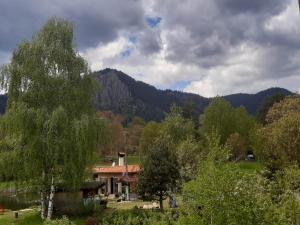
[0,198,172,225]
[127,155,141,165]
[0,209,89,225]
[0,209,42,225]
[236,161,264,173]
[95,154,141,167]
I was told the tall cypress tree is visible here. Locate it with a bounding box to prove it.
[0,18,106,219]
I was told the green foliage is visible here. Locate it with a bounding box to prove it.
[182,100,199,127]
[138,136,180,210]
[256,93,287,124]
[225,132,247,160]
[201,98,256,160]
[178,134,300,225]
[0,150,17,181]
[234,106,256,139]
[161,105,195,145]
[201,98,236,144]
[176,137,203,181]
[140,106,202,184]
[139,121,161,155]
[265,166,300,224]
[0,18,107,219]
[265,96,300,124]
[249,123,264,161]
[254,97,300,171]
[179,135,268,225]
[44,216,75,225]
[100,208,177,225]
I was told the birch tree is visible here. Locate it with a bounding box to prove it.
[0,18,106,220]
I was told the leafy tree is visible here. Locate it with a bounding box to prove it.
[265,96,300,124]
[201,98,235,144]
[182,100,199,128]
[249,123,264,160]
[234,106,256,140]
[201,98,255,145]
[253,97,300,171]
[139,121,161,155]
[161,104,195,145]
[256,93,287,124]
[179,135,268,225]
[137,136,180,210]
[259,112,300,171]
[176,137,203,182]
[225,132,247,161]
[97,111,130,157]
[0,18,105,219]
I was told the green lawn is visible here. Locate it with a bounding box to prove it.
[95,154,141,167]
[235,161,264,173]
[0,209,88,225]
[127,155,141,165]
[0,196,182,225]
[0,209,42,225]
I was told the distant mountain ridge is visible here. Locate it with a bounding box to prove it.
[94,68,293,121]
[224,87,292,115]
[0,68,293,121]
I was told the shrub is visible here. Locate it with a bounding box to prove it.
[43,216,75,225]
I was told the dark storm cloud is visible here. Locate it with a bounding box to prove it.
[217,0,288,15]
[1,0,299,95]
[138,28,162,55]
[0,0,146,52]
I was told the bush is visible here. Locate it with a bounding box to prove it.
[43,216,75,225]
[100,208,177,225]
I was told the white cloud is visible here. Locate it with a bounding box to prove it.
[3,0,299,97]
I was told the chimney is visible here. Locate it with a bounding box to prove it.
[118,152,125,166]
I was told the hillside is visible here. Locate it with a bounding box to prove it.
[223,88,292,115]
[94,69,209,121]
[0,69,293,121]
[94,69,293,121]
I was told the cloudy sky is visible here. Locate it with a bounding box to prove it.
[0,0,300,97]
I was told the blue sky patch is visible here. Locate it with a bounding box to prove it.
[171,81,191,90]
[129,35,137,44]
[121,48,132,58]
[145,16,162,28]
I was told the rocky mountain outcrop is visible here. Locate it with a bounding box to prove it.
[93,68,292,121]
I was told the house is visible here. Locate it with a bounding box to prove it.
[92,152,140,199]
[53,152,140,215]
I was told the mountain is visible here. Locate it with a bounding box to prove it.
[93,69,209,121]
[0,68,293,121]
[224,88,292,115]
[94,68,293,121]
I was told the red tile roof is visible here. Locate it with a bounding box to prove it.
[92,165,140,174]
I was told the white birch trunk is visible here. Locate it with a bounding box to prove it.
[40,171,46,220]
[40,191,46,219]
[47,177,55,220]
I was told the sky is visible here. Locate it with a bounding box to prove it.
[0,0,300,97]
